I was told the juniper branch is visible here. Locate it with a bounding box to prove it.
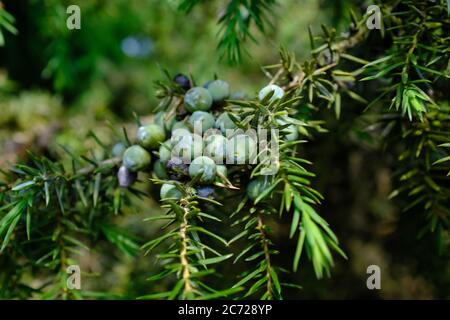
[256,214,276,299]
[179,202,193,294]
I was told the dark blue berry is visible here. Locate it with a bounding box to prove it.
[166,157,189,180]
[196,186,215,198]
[174,74,191,90]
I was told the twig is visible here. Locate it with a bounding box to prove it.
[180,204,192,294]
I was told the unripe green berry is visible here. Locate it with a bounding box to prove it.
[160,183,183,200]
[246,176,270,201]
[184,87,213,112]
[258,84,285,102]
[171,133,203,162]
[189,111,215,134]
[123,145,151,172]
[204,134,227,161]
[207,79,230,102]
[159,140,172,164]
[215,112,237,135]
[171,128,191,145]
[216,165,228,178]
[277,117,299,141]
[154,111,176,132]
[172,121,190,132]
[203,128,222,139]
[153,160,168,179]
[137,124,166,149]
[189,156,217,184]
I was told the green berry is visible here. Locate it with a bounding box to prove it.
[172,121,190,132]
[189,111,215,134]
[196,186,214,198]
[204,134,227,162]
[184,87,213,112]
[112,142,126,157]
[153,160,168,179]
[137,124,166,149]
[154,111,176,132]
[159,140,172,164]
[171,133,203,162]
[171,128,191,145]
[258,84,285,102]
[226,134,257,164]
[123,145,151,172]
[203,128,222,139]
[246,176,270,201]
[216,165,228,178]
[189,156,217,184]
[207,79,230,102]
[277,117,299,141]
[215,112,237,135]
[160,183,183,200]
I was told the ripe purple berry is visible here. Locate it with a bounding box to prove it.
[166,157,189,180]
[173,73,191,90]
[117,165,137,188]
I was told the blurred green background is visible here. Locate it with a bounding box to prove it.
[0,0,448,299]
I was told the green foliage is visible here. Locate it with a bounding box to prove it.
[358,0,450,243]
[131,64,344,299]
[0,0,449,300]
[386,105,450,250]
[179,0,277,64]
[226,81,345,280]
[140,184,240,300]
[0,137,141,298]
[0,4,17,46]
[361,1,449,120]
[230,209,284,299]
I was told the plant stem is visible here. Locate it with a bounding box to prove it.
[180,204,192,295]
[1,157,122,192]
[257,214,274,298]
[56,201,68,299]
[75,157,121,176]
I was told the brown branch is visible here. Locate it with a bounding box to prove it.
[180,204,192,295]
[257,214,274,298]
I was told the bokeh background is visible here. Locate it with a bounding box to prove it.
[0,0,448,299]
